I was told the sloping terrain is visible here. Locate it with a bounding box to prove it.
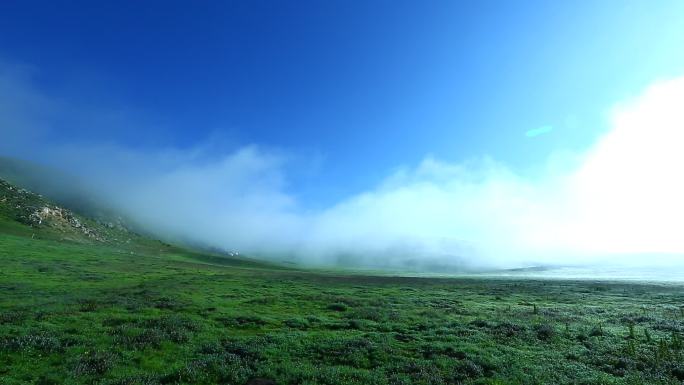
[0,177,121,242]
[1,180,684,385]
[0,157,108,222]
[0,177,276,268]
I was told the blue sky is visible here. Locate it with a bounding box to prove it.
[2,1,684,205]
[3,1,684,268]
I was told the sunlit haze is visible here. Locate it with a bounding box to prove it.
[2,1,684,271]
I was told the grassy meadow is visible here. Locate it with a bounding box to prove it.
[2,230,684,385]
[1,180,684,385]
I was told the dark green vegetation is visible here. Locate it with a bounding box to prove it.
[2,179,684,385]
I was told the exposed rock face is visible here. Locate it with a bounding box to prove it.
[0,178,105,241]
[29,206,67,225]
[28,205,104,241]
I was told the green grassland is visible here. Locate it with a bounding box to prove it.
[2,180,684,385]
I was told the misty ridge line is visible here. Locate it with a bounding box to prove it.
[2,61,684,270]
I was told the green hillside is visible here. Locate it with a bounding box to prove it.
[1,179,684,385]
[0,177,270,269]
[1,177,127,242]
[0,157,100,219]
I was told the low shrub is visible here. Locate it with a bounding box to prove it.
[535,324,556,341]
[72,350,115,376]
[283,317,310,329]
[217,315,269,328]
[327,302,348,312]
[0,332,63,353]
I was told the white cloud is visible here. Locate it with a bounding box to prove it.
[565,77,684,256]
[298,76,684,268]
[3,60,684,270]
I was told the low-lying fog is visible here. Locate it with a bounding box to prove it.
[492,265,684,282]
[2,62,684,274]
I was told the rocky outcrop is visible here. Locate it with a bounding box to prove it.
[28,205,105,241]
[0,178,105,241]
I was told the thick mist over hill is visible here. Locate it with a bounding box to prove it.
[3,62,684,271]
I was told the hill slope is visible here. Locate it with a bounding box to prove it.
[0,177,276,270]
[0,177,130,242]
[0,156,110,221]
[2,178,684,385]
